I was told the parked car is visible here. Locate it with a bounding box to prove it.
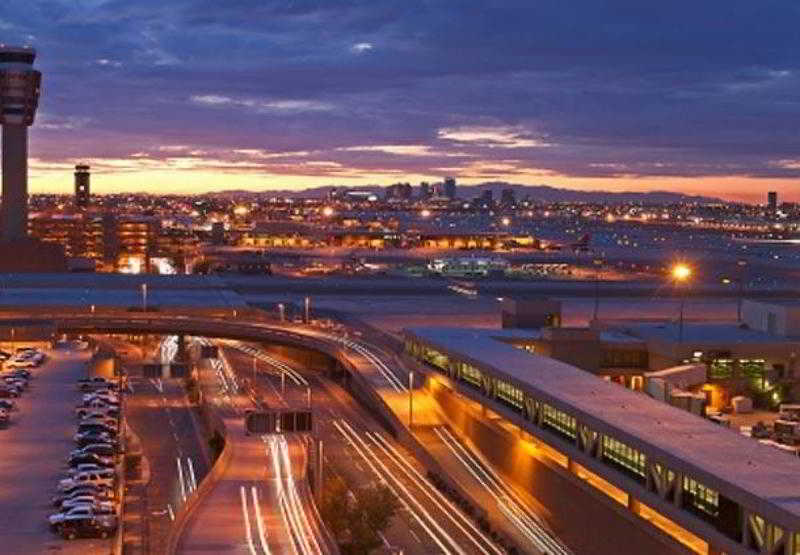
[82,392,119,405]
[76,407,119,420]
[0,408,9,427]
[68,452,114,468]
[0,385,21,397]
[71,443,118,458]
[58,495,114,513]
[7,369,32,379]
[78,422,118,438]
[49,505,116,531]
[57,514,118,540]
[58,471,114,492]
[0,399,15,411]
[66,465,115,478]
[74,432,118,449]
[52,484,114,506]
[77,377,117,392]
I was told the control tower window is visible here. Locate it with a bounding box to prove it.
[0,53,35,64]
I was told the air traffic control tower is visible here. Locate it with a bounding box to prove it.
[0,46,65,271]
[0,45,40,240]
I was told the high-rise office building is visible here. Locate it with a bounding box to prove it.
[0,45,41,241]
[501,188,516,206]
[74,164,90,208]
[768,191,778,212]
[443,176,457,200]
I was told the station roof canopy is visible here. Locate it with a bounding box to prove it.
[404,326,800,522]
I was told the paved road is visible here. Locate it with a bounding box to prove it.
[177,352,332,554]
[0,347,112,554]
[232,341,506,555]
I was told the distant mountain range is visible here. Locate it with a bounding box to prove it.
[208,182,724,205]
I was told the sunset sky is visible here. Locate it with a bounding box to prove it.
[2,1,799,203]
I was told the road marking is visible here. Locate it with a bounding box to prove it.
[187,457,198,492]
[177,457,187,502]
[239,486,259,555]
[251,485,272,555]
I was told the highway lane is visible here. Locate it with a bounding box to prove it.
[103,335,211,552]
[234,341,506,555]
[0,347,112,555]
[178,343,333,555]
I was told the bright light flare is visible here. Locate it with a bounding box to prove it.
[671,263,692,282]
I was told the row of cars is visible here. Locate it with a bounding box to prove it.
[48,376,123,540]
[0,347,46,427]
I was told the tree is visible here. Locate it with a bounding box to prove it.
[320,475,400,554]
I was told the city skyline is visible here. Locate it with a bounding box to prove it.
[2,1,800,202]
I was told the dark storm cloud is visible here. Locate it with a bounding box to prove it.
[2,0,800,182]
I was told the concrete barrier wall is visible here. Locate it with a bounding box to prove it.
[431,383,691,555]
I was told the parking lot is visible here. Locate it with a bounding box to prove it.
[0,345,113,554]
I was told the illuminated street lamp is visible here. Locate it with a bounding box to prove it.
[671,263,692,342]
[322,206,334,217]
[501,216,511,227]
[420,209,431,218]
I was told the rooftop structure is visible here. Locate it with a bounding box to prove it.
[404,326,800,553]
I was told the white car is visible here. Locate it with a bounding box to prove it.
[59,496,114,512]
[82,392,119,404]
[58,471,114,492]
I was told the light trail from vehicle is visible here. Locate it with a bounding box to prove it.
[434,427,571,555]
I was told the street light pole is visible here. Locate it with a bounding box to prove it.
[408,371,414,428]
[306,386,312,408]
[737,259,747,322]
[304,297,310,323]
[278,303,285,322]
[141,283,147,312]
[593,258,602,321]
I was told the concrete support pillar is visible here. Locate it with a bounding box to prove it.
[1,125,28,241]
[628,495,641,514]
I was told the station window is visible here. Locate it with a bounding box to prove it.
[602,436,646,480]
[459,362,483,389]
[541,403,576,439]
[682,476,719,517]
[496,379,524,411]
[421,347,449,371]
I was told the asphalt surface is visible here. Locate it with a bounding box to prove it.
[0,347,112,554]
[228,341,506,555]
[177,353,331,554]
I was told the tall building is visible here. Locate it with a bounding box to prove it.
[501,188,516,206]
[386,182,412,201]
[419,181,432,199]
[443,176,457,200]
[768,191,778,212]
[74,164,90,208]
[0,46,41,241]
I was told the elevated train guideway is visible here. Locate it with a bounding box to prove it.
[404,327,800,555]
[7,310,799,554]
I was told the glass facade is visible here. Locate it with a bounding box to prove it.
[496,379,524,410]
[683,477,719,517]
[709,359,733,380]
[542,403,576,439]
[601,435,646,480]
[459,362,483,389]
